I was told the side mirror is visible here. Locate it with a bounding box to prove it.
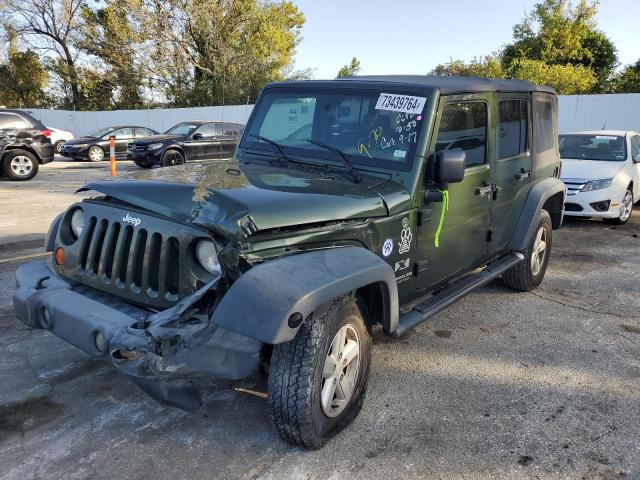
[192,132,204,140]
[435,150,465,184]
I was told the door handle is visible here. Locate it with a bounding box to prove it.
[475,185,493,196]
[515,169,531,180]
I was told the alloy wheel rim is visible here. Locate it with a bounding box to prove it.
[89,148,103,161]
[321,324,360,418]
[620,191,633,222]
[10,156,33,176]
[166,153,182,166]
[530,226,547,277]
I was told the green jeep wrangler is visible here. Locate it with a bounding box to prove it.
[14,76,565,449]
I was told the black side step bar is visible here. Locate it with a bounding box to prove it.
[394,252,525,337]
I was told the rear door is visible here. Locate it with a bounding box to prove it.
[630,134,640,198]
[415,95,493,290]
[490,94,532,249]
[111,128,133,157]
[221,123,240,157]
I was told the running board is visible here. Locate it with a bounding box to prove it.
[394,253,525,337]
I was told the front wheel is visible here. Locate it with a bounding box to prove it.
[502,209,552,292]
[605,189,633,225]
[87,145,105,162]
[2,150,39,181]
[268,295,371,449]
[54,140,65,154]
[160,149,184,167]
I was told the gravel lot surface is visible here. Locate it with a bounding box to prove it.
[1,158,639,479]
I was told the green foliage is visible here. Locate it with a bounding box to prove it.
[431,56,506,79]
[337,57,361,78]
[610,60,640,93]
[0,50,49,107]
[509,58,596,94]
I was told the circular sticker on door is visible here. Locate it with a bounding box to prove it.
[382,238,394,257]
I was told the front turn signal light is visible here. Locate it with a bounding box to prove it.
[55,247,65,265]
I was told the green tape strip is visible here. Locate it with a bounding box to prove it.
[434,189,449,248]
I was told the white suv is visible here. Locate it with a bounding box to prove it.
[560,130,640,224]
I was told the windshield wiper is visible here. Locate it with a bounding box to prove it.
[304,139,362,183]
[249,134,288,166]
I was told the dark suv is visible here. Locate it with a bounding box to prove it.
[0,109,54,180]
[127,121,243,168]
[14,76,565,449]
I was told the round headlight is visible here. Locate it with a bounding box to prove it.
[195,239,221,275]
[70,209,85,238]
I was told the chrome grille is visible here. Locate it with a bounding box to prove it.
[561,178,586,196]
[127,143,146,152]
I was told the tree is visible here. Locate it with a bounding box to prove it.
[611,60,640,93]
[0,50,49,107]
[78,0,145,109]
[510,58,596,94]
[431,56,505,79]
[3,0,85,109]
[337,57,361,78]
[577,30,617,92]
[143,0,305,106]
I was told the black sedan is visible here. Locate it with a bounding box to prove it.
[127,121,244,168]
[60,126,158,162]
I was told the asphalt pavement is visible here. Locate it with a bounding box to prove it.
[0,158,639,479]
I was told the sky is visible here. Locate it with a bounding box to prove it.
[291,0,640,79]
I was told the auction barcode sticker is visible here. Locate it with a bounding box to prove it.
[376,93,426,114]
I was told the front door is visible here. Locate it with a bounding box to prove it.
[415,96,493,291]
[491,94,532,249]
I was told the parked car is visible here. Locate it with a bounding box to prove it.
[48,127,74,154]
[60,126,158,162]
[560,130,640,224]
[0,108,54,181]
[13,76,565,449]
[127,121,243,168]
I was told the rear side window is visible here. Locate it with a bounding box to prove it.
[0,113,30,129]
[435,102,487,167]
[135,128,154,137]
[223,124,238,135]
[533,96,554,153]
[498,100,528,159]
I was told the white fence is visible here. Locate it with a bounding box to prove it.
[558,94,640,133]
[23,93,640,137]
[26,104,255,136]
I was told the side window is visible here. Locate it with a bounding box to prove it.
[112,128,133,139]
[630,135,640,160]
[533,96,554,153]
[0,113,30,129]
[498,100,528,159]
[223,124,238,136]
[196,123,222,136]
[435,102,487,167]
[135,128,153,137]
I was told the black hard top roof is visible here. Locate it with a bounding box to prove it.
[270,75,556,95]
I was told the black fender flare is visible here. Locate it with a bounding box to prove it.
[212,247,399,344]
[508,177,565,252]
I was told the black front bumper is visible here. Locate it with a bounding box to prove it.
[127,149,162,166]
[14,261,263,410]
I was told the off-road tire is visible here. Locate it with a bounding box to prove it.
[87,145,104,162]
[268,294,371,449]
[502,209,552,292]
[160,149,185,167]
[2,150,39,181]
[605,188,633,225]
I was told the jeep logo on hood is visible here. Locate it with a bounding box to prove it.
[122,213,142,227]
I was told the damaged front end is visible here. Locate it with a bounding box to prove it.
[14,261,263,411]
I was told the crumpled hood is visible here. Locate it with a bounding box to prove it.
[561,158,625,180]
[79,159,410,239]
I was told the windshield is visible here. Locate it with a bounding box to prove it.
[241,88,430,171]
[165,122,200,136]
[559,134,626,161]
[87,127,115,138]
